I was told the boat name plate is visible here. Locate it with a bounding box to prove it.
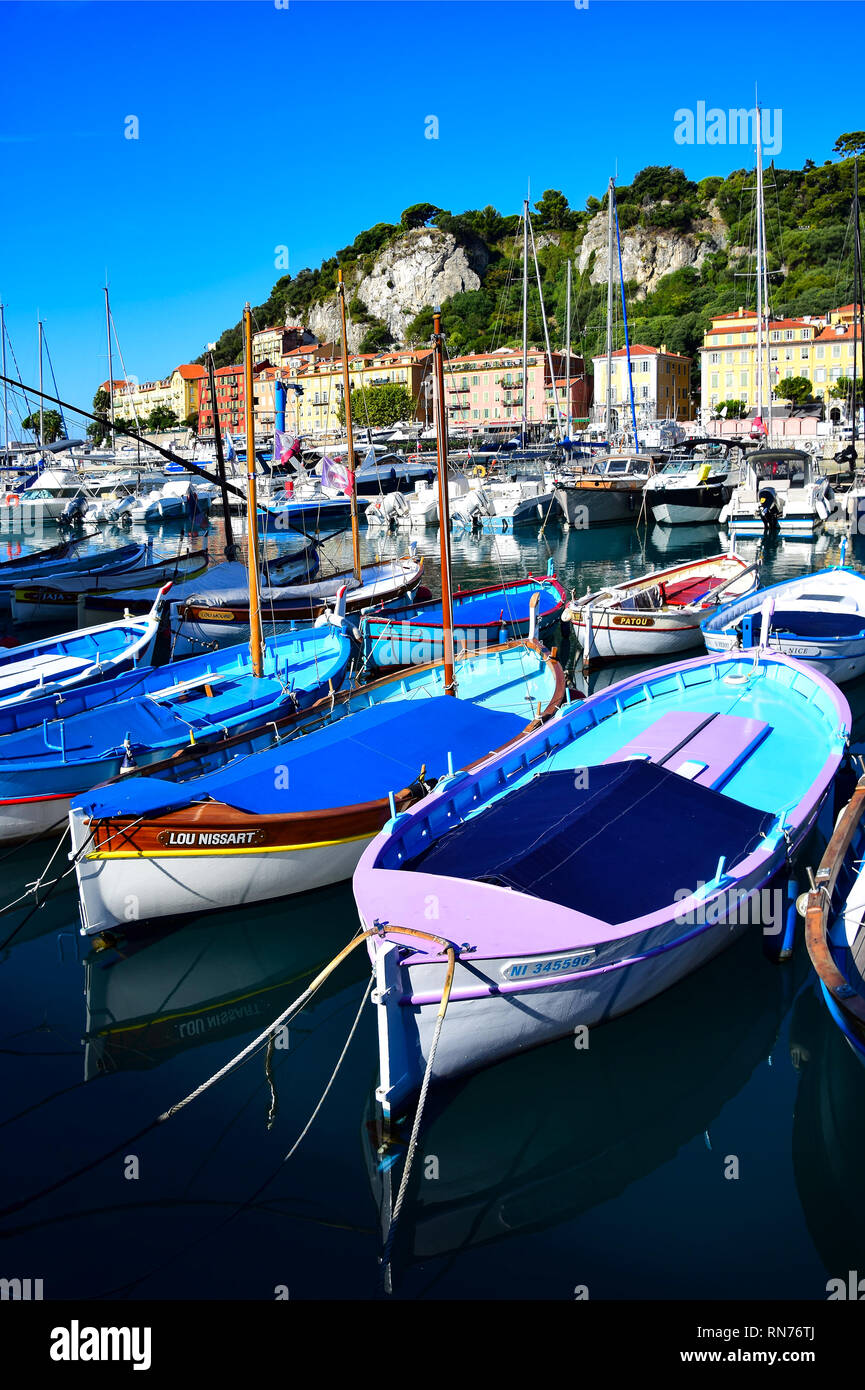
[157,828,266,848]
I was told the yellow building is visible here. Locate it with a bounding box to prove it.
[592,344,693,423]
[699,305,863,413]
[109,365,206,428]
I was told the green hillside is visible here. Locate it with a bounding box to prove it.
[201,135,865,394]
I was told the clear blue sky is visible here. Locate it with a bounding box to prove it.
[1,0,861,430]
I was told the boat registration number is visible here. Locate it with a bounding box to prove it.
[500,949,596,981]
[612,615,655,627]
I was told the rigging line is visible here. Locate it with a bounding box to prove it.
[2,330,38,433]
[41,331,68,438]
[110,312,143,435]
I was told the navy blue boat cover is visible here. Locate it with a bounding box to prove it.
[403,761,775,926]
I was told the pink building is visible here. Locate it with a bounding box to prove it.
[444,348,590,432]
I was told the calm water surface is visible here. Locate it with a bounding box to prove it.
[1,514,864,1301]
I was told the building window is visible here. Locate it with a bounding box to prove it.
[740,372,748,387]
[725,352,733,364]
[710,352,720,365]
[784,329,794,341]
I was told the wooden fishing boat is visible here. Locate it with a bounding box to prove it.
[0,615,352,843]
[353,646,849,1117]
[0,539,145,611]
[10,544,209,625]
[564,550,758,668]
[70,306,566,933]
[75,547,319,638]
[172,551,423,653]
[361,571,566,671]
[804,769,865,1069]
[0,585,168,707]
[702,563,865,685]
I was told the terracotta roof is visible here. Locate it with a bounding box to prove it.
[814,323,863,343]
[595,344,690,360]
[99,380,127,392]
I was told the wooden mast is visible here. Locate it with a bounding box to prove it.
[243,304,264,677]
[432,306,456,696]
[337,269,362,583]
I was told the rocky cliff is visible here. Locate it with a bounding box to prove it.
[577,202,728,298]
[304,227,490,350]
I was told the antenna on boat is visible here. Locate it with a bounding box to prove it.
[432,305,456,696]
[243,304,264,677]
[337,269,362,584]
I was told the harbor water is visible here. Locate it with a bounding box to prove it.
[2,513,865,1300]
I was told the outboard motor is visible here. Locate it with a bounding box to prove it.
[757,486,781,535]
[60,495,88,528]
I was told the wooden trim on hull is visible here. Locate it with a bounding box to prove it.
[805,775,865,1043]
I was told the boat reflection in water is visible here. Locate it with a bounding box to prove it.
[365,927,807,1274]
[83,885,367,1080]
[790,980,865,1286]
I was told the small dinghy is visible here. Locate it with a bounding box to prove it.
[0,610,353,843]
[565,550,759,668]
[70,613,563,932]
[702,560,865,685]
[353,643,849,1116]
[10,545,209,625]
[0,586,168,707]
[361,570,566,671]
[804,770,865,1070]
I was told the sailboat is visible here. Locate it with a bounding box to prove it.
[354,635,849,1117]
[69,307,565,933]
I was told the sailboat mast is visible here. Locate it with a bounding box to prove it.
[37,315,44,447]
[0,301,7,461]
[755,109,766,434]
[521,198,529,448]
[565,259,572,440]
[337,269,362,583]
[605,177,614,437]
[432,306,456,696]
[243,304,264,678]
[103,285,115,452]
[853,160,862,452]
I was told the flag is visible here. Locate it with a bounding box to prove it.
[750,416,768,437]
[321,455,354,494]
[274,429,301,466]
[223,432,236,462]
